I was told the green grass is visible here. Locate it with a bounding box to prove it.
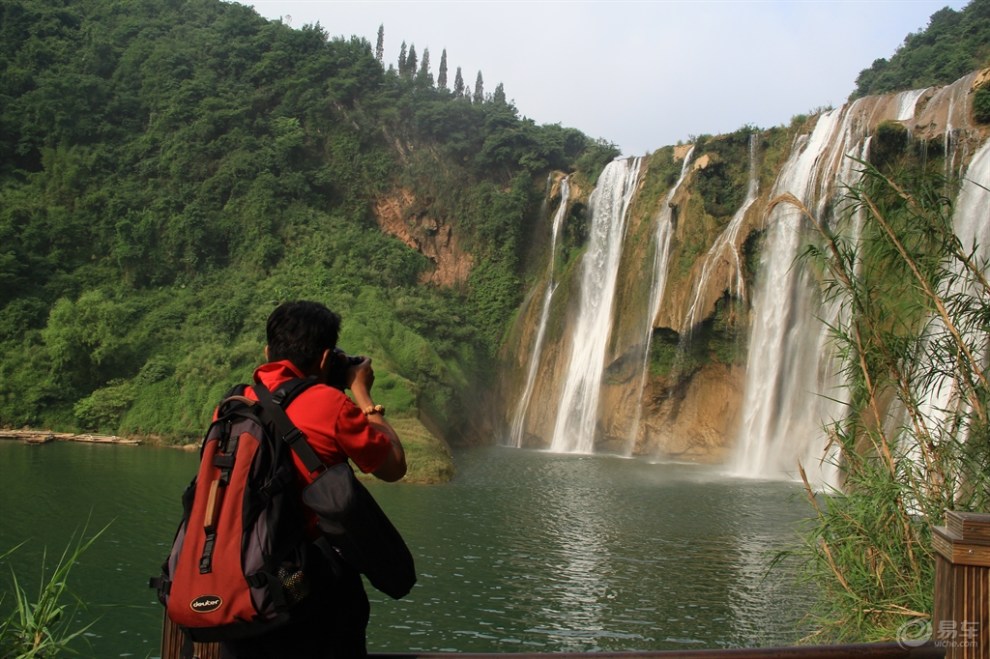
[0,524,108,658]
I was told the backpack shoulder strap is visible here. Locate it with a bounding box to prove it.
[254,379,325,476]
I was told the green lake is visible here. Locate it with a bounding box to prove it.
[0,441,818,657]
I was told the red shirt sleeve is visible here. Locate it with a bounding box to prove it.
[332,398,393,475]
[281,386,393,481]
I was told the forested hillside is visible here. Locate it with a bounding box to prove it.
[0,0,615,445]
[853,0,990,99]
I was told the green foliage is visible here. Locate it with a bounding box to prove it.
[852,0,990,98]
[0,524,108,658]
[0,0,602,443]
[73,380,136,430]
[974,82,990,123]
[649,295,745,379]
[693,128,756,218]
[573,138,621,183]
[791,161,990,641]
[870,121,910,170]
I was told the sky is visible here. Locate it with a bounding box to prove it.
[246,0,971,156]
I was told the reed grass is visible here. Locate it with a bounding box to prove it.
[777,160,990,642]
[0,524,108,658]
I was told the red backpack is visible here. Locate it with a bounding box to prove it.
[150,378,332,642]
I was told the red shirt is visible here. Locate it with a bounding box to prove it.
[247,360,392,482]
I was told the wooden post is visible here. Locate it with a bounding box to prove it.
[932,511,990,659]
[161,613,221,659]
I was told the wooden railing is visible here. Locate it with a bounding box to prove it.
[161,512,990,659]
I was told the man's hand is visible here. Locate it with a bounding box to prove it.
[346,356,374,394]
[346,357,406,482]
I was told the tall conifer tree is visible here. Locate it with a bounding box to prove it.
[406,44,418,79]
[473,71,484,104]
[438,48,448,90]
[453,66,465,97]
[398,41,407,75]
[375,24,384,64]
[418,48,433,86]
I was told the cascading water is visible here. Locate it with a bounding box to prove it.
[550,158,642,454]
[509,177,571,448]
[624,149,694,453]
[730,92,927,487]
[896,88,929,121]
[505,73,983,480]
[913,138,990,445]
[729,109,851,487]
[682,135,759,333]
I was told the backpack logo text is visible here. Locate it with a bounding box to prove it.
[190,595,223,613]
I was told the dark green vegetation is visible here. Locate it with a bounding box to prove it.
[0,0,610,445]
[792,142,990,641]
[852,0,990,98]
[0,524,107,657]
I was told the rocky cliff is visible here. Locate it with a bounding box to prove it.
[499,69,990,476]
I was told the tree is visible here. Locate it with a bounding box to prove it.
[437,48,448,90]
[473,71,484,104]
[417,47,433,86]
[398,40,407,75]
[375,24,384,64]
[493,82,506,106]
[453,66,465,97]
[406,44,418,79]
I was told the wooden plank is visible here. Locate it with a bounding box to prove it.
[160,611,943,658]
[932,527,990,568]
[945,512,990,545]
[372,645,944,657]
[161,614,221,659]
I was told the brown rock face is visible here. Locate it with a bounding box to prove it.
[373,189,473,287]
[642,363,744,463]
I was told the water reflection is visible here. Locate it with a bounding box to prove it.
[0,442,816,657]
[368,448,816,654]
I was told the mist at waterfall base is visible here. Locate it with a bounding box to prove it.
[0,442,816,656]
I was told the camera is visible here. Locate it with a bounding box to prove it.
[326,348,363,391]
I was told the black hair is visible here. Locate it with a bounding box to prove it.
[265,300,341,370]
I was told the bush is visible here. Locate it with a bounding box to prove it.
[973,83,990,124]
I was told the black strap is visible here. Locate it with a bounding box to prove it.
[253,380,326,475]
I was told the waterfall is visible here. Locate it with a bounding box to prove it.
[953,139,990,255]
[624,148,694,453]
[896,88,928,121]
[550,158,642,454]
[682,135,760,333]
[510,177,571,448]
[913,139,990,446]
[730,109,850,486]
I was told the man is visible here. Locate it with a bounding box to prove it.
[219,300,406,659]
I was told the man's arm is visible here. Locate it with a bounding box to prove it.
[348,358,407,482]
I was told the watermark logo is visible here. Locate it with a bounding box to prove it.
[897,617,980,650]
[896,618,932,648]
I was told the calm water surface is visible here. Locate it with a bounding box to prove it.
[0,442,817,657]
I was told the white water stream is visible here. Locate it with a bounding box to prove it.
[510,177,570,448]
[729,109,849,487]
[682,135,759,333]
[624,149,694,453]
[550,158,642,453]
[913,138,990,449]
